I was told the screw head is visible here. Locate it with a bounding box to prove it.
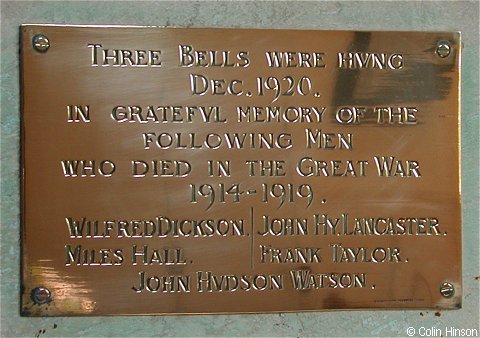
[439,282,455,298]
[32,34,50,53]
[436,40,451,58]
[31,287,52,304]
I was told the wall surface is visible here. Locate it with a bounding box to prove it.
[1,1,478,337]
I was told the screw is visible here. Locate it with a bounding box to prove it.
[439,282,455,298]
[32,34,50,53]
[31,287,52,304]
[436,40,451,58]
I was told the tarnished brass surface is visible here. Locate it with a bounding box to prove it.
[21,25,461,316]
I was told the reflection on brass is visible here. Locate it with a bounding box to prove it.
[21,25,461,316]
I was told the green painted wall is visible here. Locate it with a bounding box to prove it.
[1,1,478,336]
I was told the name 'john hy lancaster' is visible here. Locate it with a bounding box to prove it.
[258,214,443,236]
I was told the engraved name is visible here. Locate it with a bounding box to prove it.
[290,270,367,289]
[65,216,245,238]
[257,214,442,236]
[131,271,284,293]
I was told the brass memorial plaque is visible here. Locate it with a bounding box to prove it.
[21,25,461,316]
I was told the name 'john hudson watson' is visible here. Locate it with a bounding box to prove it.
[132,270,367,293]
